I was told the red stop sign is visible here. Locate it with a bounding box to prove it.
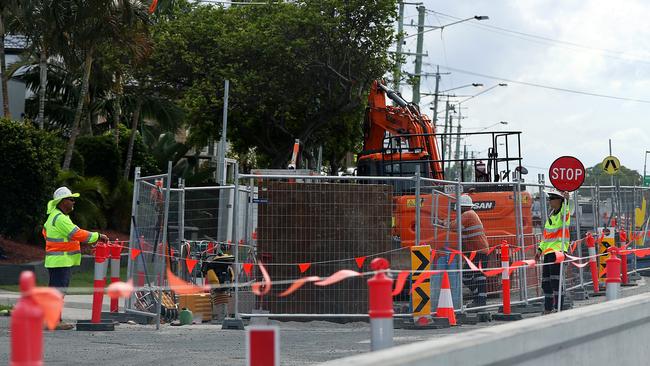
[549,156,585,191]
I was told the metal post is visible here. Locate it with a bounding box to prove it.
[126,167,141,310]
[415,165,421,247]
[557,198,567,313]
[574,190,584,290]
[156,161,173,330]
[442,100,450,173]
[412,5,425,105]
[515,179,527,302]
[218,80,230,185]
[393,1,404,93]
[539,174,548,223]
[178,178,185,278]
[233,163,240,319]
[456,173,463,309]
[432,66,441,126]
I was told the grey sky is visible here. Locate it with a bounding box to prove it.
[396,0,650,183]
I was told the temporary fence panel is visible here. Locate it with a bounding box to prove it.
[125,164,172,328]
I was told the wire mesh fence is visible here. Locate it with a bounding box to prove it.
[128,165,650,322]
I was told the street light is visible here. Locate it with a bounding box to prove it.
[641,150,650,186]
[469,121,508,132]
[404,15,490,39]
[422,83,483,97]
[458,83,507,104]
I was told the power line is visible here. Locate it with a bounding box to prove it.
[438,65,650,104]
[427,9,650,66]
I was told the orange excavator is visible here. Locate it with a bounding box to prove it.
[357,80,533,249]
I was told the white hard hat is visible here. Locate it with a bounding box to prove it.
[47,186,80,214]
[53,186,79,200]
[459,194,474,207]
[544,188,564,199]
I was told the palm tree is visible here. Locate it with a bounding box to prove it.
[61,0,151,171]
[0,1,18,118]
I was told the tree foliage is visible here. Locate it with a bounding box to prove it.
[0,119,62,240]
[148,0,396,171]
[584,163,642,186]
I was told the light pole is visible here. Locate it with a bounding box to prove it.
[405,12,489,104]
[641,150,650,186]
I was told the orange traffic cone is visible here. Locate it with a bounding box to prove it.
[435,271,457,326]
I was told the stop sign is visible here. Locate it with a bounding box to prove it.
[549,156,585,191]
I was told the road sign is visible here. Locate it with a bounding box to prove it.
[549,156,585,192]
[410,245,431,319]
[643,175,650,187]
[602,155,620,175]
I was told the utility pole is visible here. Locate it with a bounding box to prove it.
[441,99,450,171]
[431,65,441,123]
[412,5,425,105]
[454,104,462,178]
[393,1,405,93]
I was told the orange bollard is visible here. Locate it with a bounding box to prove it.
[10,272,43,366]
[605,247,621,301]
[109,242,123,313]
[92,243,109,323]
[368,258,394,351]
[585,233,601,294]
[493,240,522,321]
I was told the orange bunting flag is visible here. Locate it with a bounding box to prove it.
[392,271,411,296]
[486,245,498,256]
[185,258,198,274]
[355,256,366,269]
[315,270,360,287]
[251,263,271,296]
[149,0,159,14]
[478,262,504,277]
[170,248,175,257]
[106,280,134,300]
[468,251,477,262]
[243,263,254,276]
[463,255,479,271]
[207,242,214,254]
[448,252,457,265]
[298,263,311,273]
[431,248,436,260]
[167,268,205,295]
[31,287,64,330]
[130,248,141,260]
[278,276,321,297]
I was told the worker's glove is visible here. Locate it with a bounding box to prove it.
[99,234,109,243]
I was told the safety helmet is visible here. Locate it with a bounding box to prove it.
[47,186,80,214]
[544,188,565,200]
[459,194,474,207]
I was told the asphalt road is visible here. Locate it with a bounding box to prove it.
[1,276,649,365]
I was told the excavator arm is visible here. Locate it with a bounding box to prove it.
[363,80,444,179]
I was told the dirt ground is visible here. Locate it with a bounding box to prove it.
[0,229,129,264]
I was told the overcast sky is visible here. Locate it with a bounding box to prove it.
[396,0,650,184]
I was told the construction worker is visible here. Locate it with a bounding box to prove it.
[436,194,490,307]
[43,186,108,329]
[536,188,570,314]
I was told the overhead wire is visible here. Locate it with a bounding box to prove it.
[427,9,650,66]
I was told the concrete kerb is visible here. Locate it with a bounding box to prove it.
[320,291,650,366]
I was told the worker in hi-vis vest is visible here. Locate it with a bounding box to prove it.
[439,194,490,308]
[42,186,108,329]
[536,188,570,314]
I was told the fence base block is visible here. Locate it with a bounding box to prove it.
[457,313,478,325]
[571,288,589,300]
[222,318,245,330]
[101,311,151,324]
[477,312,492,322]
[492,312,523,321]
[400,317,450,329]
[76,319,115,331]
[499,303,543,314]
[621,282,638,287]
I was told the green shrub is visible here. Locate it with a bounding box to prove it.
[116,125,160,178]
[76,135,121,189]
[0,119,62,240]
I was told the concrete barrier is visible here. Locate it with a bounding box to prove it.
[322,291,650,366]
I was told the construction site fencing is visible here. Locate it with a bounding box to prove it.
[125,164,172,329]
[128,165,650,322]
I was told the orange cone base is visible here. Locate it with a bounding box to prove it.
[436,307,457,326]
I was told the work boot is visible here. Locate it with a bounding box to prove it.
[54,322,74,330]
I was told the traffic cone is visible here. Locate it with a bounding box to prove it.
[435,271,456,326]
